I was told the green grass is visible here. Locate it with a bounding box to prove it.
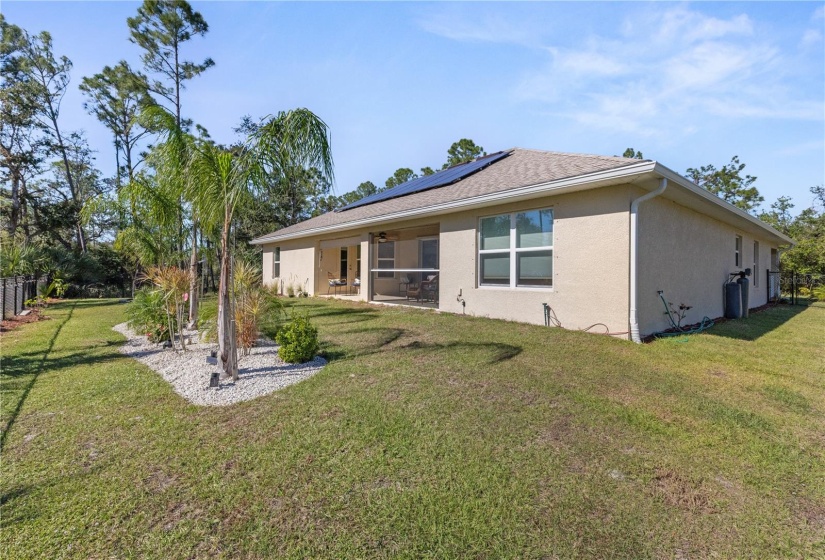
[2,298,824,559]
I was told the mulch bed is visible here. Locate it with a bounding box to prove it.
[0,307,50,335]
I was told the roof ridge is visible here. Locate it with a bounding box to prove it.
[512,147,647,162]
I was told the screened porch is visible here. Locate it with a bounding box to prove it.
[369,225,439,309]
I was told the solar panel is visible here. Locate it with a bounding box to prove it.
[336,150,511,212]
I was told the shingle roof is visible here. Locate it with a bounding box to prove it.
[251,148,642,244]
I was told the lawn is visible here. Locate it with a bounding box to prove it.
[2,298,824,559]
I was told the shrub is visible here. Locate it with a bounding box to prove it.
[276,313,319,363]
[197,266,283,352]
[144,265,190,350]
[25,295,47,309]
[47,277,69,298]
[126,287,174,343]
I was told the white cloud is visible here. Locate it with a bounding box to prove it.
[654,8,754,44]
[621,7,753,46]
[662,42,777,92]
[417,10,542,48]
[800,28,823,48]
[513,6,823,136]
[813,5,825,20]
[778,139,825,156]
[548,47,628,77]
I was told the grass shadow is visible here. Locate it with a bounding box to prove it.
[703,303,814,341]
[0,462,107,529]
[61,298,125,309]
[1,302,76,450]
[399,340,523,365]
[320,327,407,362]
[342,327,406,346]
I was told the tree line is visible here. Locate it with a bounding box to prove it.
[1,2,488,290]
[1,3,821,302]
[621,148,824,276]
[0,2,489,378]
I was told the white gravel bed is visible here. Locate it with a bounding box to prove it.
[112,322,326,406]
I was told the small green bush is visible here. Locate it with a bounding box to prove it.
[126,287,174,343]
[276,313,319,363]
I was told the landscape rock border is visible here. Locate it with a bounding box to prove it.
[112,322,326,406]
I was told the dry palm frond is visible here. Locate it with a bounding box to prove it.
[232,260,259,295]
[142,265,191,350]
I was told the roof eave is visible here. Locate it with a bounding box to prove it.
[652,163,794,246]
[250,160,656,245]
[250,159,793,248]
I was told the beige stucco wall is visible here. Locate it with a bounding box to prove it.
[261,237,316,295]
[262,234,372,297]
[637,194,778,336]
[437,186,632,332]
[261,182,781,339]
[261,187,632,332]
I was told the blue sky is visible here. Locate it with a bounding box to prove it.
[6,1,825,212]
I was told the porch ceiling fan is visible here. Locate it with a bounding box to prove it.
[377,231,398,243]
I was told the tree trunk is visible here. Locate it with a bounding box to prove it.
[188,220,199,328]
[46,96,85,254]
[115,139,122,190]
[76,221,87,253]
[217,211,238,380]
[8,169,20,236]
[20,175,31,243]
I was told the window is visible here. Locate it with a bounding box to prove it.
[340,247,348,279]
[753,241,759,286]
[272,247,281,278]
[376,241,395,278]
[356,245,361,278]
[419,237,439,270]
[479,208,553,288]
[735,235,742,268]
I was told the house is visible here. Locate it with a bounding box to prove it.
[250,148,792,341]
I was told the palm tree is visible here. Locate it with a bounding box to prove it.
[187,108,333,380]
[107,105,190,294]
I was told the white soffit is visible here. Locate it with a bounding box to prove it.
[319,236,362,249]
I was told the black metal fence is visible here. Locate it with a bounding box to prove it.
[768,269,824,305]
[767,270,781,303]
[0,275,49,320]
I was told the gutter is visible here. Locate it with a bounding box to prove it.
[653,164,793,246]
[629,177,668,344]
[250,160,657,245]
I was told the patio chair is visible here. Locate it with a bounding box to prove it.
[406,282,421,301]
[351,277,361,295]
[327,272,347,294]
[399,274,412,296]
[421,274,438,303]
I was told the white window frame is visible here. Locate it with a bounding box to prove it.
[340,247,348,279]
[376,241,395,278]
[753,241,759,287]
[478,208,554,289]
[272,247,281,278]
[418,236,439,270]
[735,235,742,268]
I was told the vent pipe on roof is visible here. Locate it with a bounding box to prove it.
[629,177,667,343]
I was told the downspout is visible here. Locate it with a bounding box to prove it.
[629,177,667,343]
